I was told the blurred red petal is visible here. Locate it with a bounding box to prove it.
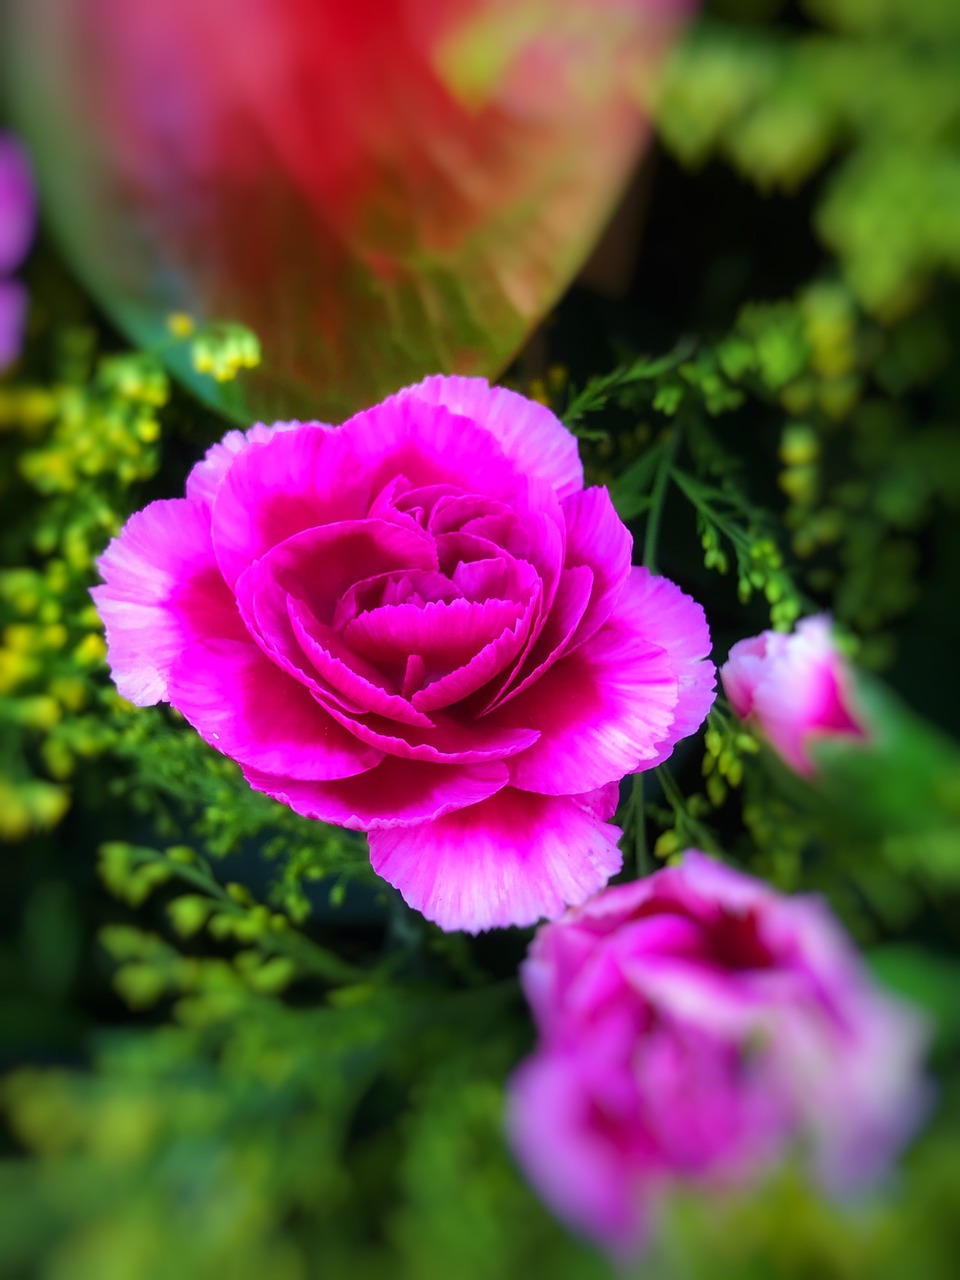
[6,0,694,420]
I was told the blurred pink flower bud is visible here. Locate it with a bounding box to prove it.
[720,615,866,776]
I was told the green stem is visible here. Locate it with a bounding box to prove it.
[670,469,754,548]
[643,428,682,572]
[656,766,687,819]
[632,773,649,877]
[655,767,721,855]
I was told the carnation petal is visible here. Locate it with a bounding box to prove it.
[561,487,634,647]
[319,698,540,764]
[235,519,439,673]
[242,756,508,828]
[450,507,565,618]
[341,395,564,519]
[613,567,716,766]
[498,620,678,795]
[211,423,371,587]
[289,598,435,728]
[410,602,536,713]
[575,780,622,822]
[92,497,245,706]
[398,375,584,499]
[185,420,303,510]
[169,636,383,780]
[368,788,622,932]
[718,634,769,720]
[487,563,593,709]
[748,617,865,775]
[342,595,525,671]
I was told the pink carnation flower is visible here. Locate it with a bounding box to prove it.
[0,134,35,371]
[507,853,929,1256]
[720,615,866,776]
[93,378,715,932]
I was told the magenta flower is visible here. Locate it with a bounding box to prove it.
[93,378,715,931]
[720,615,866,776]
[0,134,35,371]
[507,853,929,1256]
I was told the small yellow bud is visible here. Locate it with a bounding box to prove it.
[653,829,680,858]
[75,633,107,665]
[779,424,819,467]
[23,695,62,729]
[167,312,196,338]
[135,416,161,443]
[0,788,32,841]
[0,649,33,692]
[4,624,34,652]
[527,378,549,406]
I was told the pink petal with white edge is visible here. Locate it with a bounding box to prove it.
[368,788,623,933]
[718,633,769,720]
[561,487,634,648]
[541,851,774,944]
[397,375,584,499]
[576,780,622,821]
[341,395,562,523]
[242,756,509,829]
[451,507,564,616]
[92,497,245,706]
[185,420,305,510]
[169,636,383,781]
[627,567,713,666]
[210,423,372,587]
[751,617,864,775]
[615,567,716,768]
[496,609,679,796]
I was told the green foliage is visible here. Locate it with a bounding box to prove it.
[658,0,960,318]
[0,330,163,838]
[96,841,363,997]
[0,952,578,1280]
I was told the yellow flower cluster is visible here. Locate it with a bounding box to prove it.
[1,337,165,839]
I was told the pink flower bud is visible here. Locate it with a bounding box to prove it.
[720,616,866,776]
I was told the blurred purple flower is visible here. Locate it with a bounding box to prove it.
[0,134,35,371]
[507,852,929,1256]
